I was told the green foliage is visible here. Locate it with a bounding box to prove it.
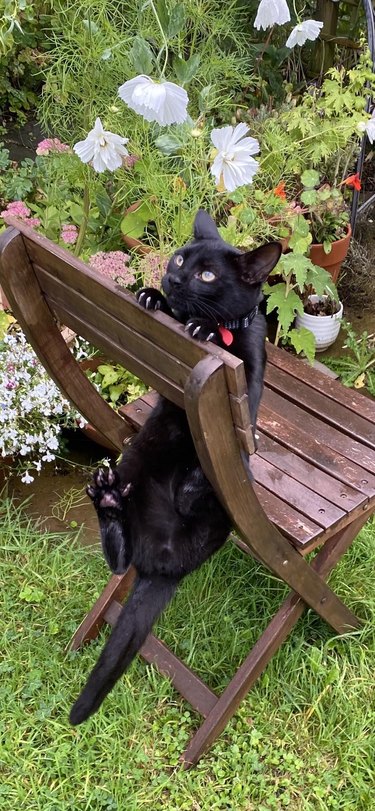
[323,321,375,395]
[87,363,148,406]
[0,1,53,122]
[263,252,339,361]
[1,496,374,809]
[39,0,258,141]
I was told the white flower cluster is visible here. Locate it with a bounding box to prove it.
[0,332,85,483]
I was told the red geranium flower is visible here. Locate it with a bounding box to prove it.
[273,181,287,200]
[341,173,361,191]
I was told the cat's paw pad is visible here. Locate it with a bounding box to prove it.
[185,318,218,343]
[136,288,166,311]
[87,468,131,512]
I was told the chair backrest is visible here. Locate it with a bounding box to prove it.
[0,221,255,454]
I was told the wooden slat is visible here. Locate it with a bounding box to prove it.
[257,433,367,512]
[185,355,359,632]
[258,402,375,497]
[16,223,247,398]
[52,302,186,409]
[265,363,375,450]
[253,483,322,547]
[251,455,345,529]
[103,600,218,718]
[263,388,375,477]
[266,342,375,425]
[35,265,193,391]
[0,229,129,451]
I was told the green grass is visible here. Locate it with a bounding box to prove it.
[1,495,374,810]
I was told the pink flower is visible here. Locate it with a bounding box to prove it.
[60,224,78,245]
[89,251,135,286]
[1,200,31,221]
[137,252,168,288]
[27,218,41,229]
[36,138,70,156]
[123,154,139,169]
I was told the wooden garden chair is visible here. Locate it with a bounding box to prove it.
[1,220,374,768]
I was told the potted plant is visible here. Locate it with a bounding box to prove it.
[295,294,344,353]
[293,169,352,283]
[263,250,341,363]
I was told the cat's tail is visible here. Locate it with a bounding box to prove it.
[69,574,179,725]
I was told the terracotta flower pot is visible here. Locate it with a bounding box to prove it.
[309,224,351,284]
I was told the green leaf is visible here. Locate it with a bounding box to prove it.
[19,586,45,604]
[0,310,14,339]
[173,53,200,85]
[323,240,332,254]
[300,189,317,205]
[120,201,156,239]
[264,283,304,333]
[130,36,153,75]
[300,169,320,188]
[278,253,316,290]
[305,265,338,300]
[156,0,169,34]
[288,327,316,364]
[109,384,126,403]
[155,133,182,156]
[167,4,186,37]
[95,189,112,218]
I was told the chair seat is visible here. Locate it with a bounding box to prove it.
[120,345,375,555]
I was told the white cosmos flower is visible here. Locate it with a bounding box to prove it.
[210,123,260,192]
[118,75,188,126]
[73,118,129,173]
[254,0,290,30]
[358,113,375,144]
[286,19,323,48]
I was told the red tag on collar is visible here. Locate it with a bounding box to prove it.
[218,325,234,346]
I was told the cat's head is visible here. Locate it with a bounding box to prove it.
[162,210,282,322]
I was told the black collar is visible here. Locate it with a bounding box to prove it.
[222,304,259,331]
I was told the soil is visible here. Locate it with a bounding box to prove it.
[3,430,117,547]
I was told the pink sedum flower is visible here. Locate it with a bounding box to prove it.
[1,200,31,221]
[36,138,70,156]
[0,201,40,229]
[89,251,135,285]
[60,223,78,244]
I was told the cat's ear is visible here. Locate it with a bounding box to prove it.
[236,242,282,285]
[193,209,221,241]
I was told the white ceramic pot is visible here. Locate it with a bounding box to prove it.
[295,295,343,353]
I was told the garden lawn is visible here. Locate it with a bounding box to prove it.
[1,495,374,811]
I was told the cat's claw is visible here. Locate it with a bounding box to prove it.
[185,318,219,343]
[136,287,167,312]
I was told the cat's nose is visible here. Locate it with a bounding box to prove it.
[162,274,181,293]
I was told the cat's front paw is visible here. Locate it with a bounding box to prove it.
[184,318,219,343]
[136,287,168,312]
[87,467,132,513]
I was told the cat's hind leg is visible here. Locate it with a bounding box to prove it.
[87,468,133,574]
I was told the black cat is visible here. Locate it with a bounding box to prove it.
[69,210,281,726]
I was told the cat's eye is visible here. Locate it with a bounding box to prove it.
[174,254,184,267]
[200,270,216,283]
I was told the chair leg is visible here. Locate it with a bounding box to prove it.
[181,513,369,768]
[68,566,136,650]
